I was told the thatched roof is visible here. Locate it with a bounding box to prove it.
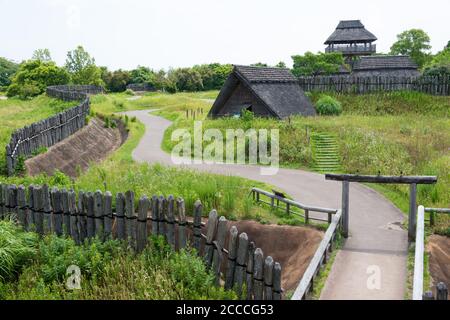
[353,55,418,71]
[325,20,377,44]
[209,65,316,119]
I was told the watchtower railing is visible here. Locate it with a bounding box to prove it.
[325,44,376,55]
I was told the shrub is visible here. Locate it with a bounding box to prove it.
[315,95,342,116]
[125,89,134,95]
[240,109,254,121]
[0,220,38,281]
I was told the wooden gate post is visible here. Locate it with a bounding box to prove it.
[342,181,349,238]
[409,183,417,241]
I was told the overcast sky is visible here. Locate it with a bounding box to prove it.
[1,0,449,70]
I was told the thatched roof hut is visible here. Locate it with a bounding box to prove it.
[352,55,420,77]
[208,65,316,119]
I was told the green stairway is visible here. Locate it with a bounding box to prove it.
[311,132,342,173]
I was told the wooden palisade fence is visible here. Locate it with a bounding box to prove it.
[0,182,283,300]
[298,75,450,96]
[5,85,104,176]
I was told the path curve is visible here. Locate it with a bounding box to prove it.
[125,109,408,300]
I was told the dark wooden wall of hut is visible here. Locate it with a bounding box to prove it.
[217,82,269,117]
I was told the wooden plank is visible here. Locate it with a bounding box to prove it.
[136,196,149,253]
[78,191,87,242]
[158,195,166,237]
[61,189,71,235]
[33,186,44,235]
[27,185,35,231]
[17,185,27,227]
[0,183,5,219]
[291,209,343,300]
[263,256,274,300]
[225,226,238,290]
[177,198,187,250]
[204,210,218,268]
[253,248,264,300]
[116,192,126,240]
[50,187,63,236]
[7,184,18,220]
[151,195,159,235]
[94,190,104,238]
[325,174,437,185]
[273,262,282,300]
[193,200,203,252]
[246,241,256,300]
[234,232,249,296]
[166,195,175,248]
[69,190,79,244]
[125,190,137,248]
[212,216,228,285]
[103,191,113,239]
[42,185,52,234]
[86,192,95,239]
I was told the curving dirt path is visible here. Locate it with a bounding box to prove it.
[125,109,408,300]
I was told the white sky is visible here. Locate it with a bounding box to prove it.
[1,0,449,70]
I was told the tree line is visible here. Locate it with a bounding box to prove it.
[0,28,448,99]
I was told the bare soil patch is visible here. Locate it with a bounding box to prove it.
[26,118,127,177]
[229,221,323,293]
[427,235,450,299]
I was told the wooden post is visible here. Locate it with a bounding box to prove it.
[151,195,159,235]
[136,196,149,253]
[42,185,52,234]
[246,242,256,300]
[33,186,44,235]
[430,210,435,227]
[342,181,349,238]
[51,188,63,236]
[212,216,228,285]
[166,195,175,248]
[103,191,113,239]
[115,193,126,240]
[69,190,79,244]
[193,200,203,252]
[253,248,264,300]
[61,189,71,235]
[204,210,218,268]
[273,262,282,300]
[225,226,238,290]
[27,185,35,231]
[158,195,165,237]
[177,199,187,250]
[234,233,249,296]
[436,282,448,300]
[409,183,417,241]
[94,190,104,238]
[0,184,5,219]
[125,190,136,248]
[305,209,309,224]
[78,191,87,242]
[86,192,95,238]
[264,256,274,300]
[17,185,27,227]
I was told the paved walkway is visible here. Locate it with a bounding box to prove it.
[124,109,408,300]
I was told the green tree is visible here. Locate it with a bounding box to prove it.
[6,60,69,98]
[103,69,131,92]
[0,57,19,87]
[130,66,155,84]
[32,49,52,62]
[275,61,287,68]
[250,62,268,67]
[192,63,232,90]
[423,43,450,77]
[291,52,345,76]
[390,29,432,68]
[65,46,103,85]
[168,68,203,92]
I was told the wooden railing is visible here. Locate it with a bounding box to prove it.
[413,206,449,300]
[291,209,343,300]
[251,187,338,224]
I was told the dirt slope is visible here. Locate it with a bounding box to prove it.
[428,235,450,299]
[26,118,126,177]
